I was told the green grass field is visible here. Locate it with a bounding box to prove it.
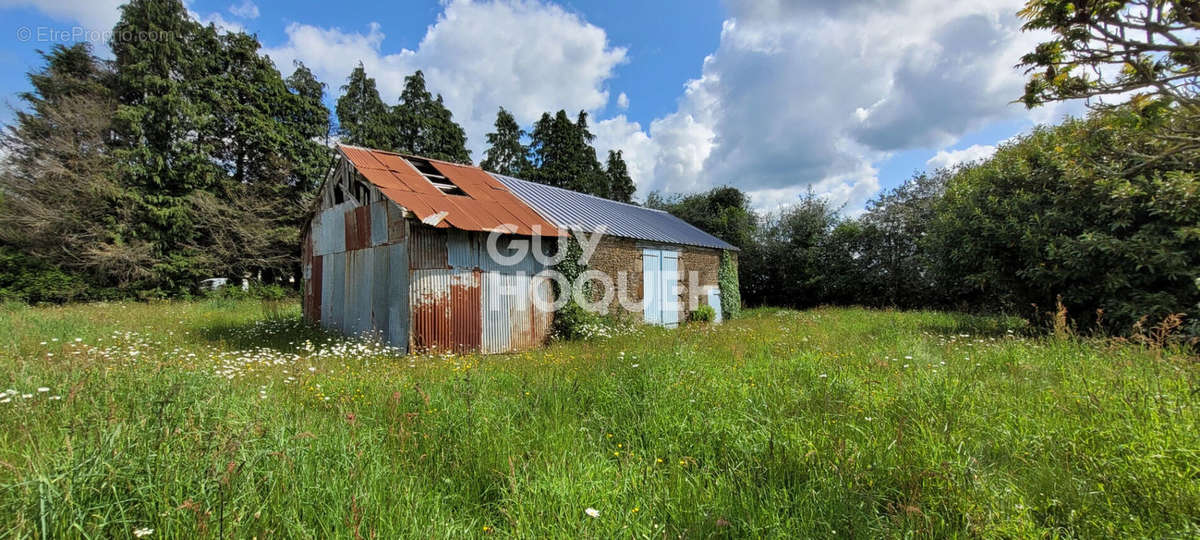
[0,299,1196,538]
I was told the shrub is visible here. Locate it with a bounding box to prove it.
[929,107,1200,333]
[550,235,593,340]
[0,247,90,303]
[690,304,716,323]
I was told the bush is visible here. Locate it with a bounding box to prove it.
[0,247,90,303]
[929,107,1200,333]
[550,235,593,340]
[690,304,716,323]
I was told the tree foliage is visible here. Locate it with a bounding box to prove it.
[391,70,471,164]
[480,107,530,176]
[1019,0,1200,169]
[335,63,392,149]
[605,150,636,203]
[1,1,333,298]
[527,110,610,197]
[651,106,1197,336]
[930,108,1199,331]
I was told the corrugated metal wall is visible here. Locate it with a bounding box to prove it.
[305,200,554,355]
[305,199,411,350]
[408,223,553,354]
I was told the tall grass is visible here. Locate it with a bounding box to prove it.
[0,300,1196,537]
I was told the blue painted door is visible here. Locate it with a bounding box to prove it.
[661,251,679,328]
[642,249,661,325]
[642,248,679,327]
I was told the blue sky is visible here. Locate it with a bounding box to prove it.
[0,0,1081,212]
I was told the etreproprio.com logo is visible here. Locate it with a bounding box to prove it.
[17,25,175,43]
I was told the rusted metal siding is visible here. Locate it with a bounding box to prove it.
[408,225,551,354]
[344,206,370,252]
[409,268,481,353]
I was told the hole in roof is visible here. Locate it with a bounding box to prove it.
[406,157,467,196]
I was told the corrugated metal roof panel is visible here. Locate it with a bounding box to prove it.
[490,173,738,251]
[337,145,564,237]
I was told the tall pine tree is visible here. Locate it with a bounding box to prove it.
[0,43,139,296]
[605,150,636,203]
[480,107,530,176]
[528,109,610,197]
[335,63,392,149]
[391,70,470,163]
[285,61,333,194]
[571,110,609,196]
[110,0,221,291]
[528,110,570,188]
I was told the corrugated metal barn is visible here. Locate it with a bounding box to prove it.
[302,144,737,354]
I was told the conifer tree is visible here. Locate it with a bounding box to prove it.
[570,110,609,196]
[391,70,470,163]
[110,0,221,291]
[480,107,530,176]
[605,150,636,203]
[285,61,333,194]
[528,109,610,197]
[336,63,392,149]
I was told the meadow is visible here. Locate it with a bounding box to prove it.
[0,299,1196,538]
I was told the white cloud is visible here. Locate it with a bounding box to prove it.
[616,92,629,109]
[925,143,997,170]
[264,0,627,160]
[0,0,122,34]
[594,0,1072,211]
[229,0,259,19]
[191,10,244,34]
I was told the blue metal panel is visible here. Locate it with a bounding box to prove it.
[480,271,514,354]
[387,242,409,350]
[642,249,661,325]
[491,173,737,251]
[478,235,548,275]
[343,249,370,336]
[323,251,345,330]
[447,229,480,269]
[371,244,390,336]
[370,200,389,247]
[314,202,353,256]
[661,251,679,328]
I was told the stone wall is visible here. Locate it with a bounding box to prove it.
[582,234,724,320]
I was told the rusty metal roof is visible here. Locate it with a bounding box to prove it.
[491,173,739,251]
[338,145,564,237]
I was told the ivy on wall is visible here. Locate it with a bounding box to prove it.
[719,251,741,320]
[550,234,596,340]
